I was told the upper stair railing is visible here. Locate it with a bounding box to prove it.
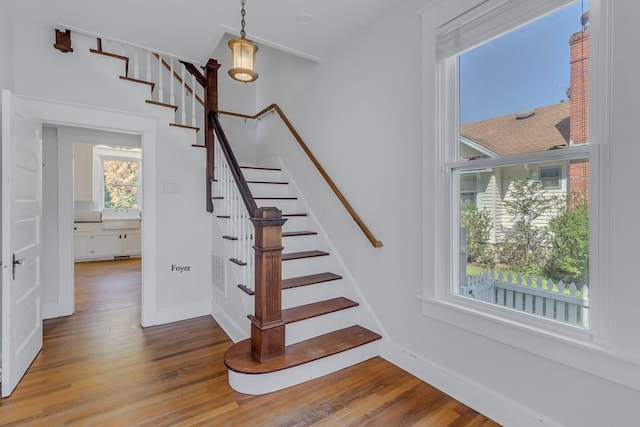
[90,37,204,133]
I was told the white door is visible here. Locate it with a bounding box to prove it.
[1,90,43,397]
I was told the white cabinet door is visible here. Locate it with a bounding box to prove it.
[121,231,142,256]
[73,232,90,259]
[89,233,121,258]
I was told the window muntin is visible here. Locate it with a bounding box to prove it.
[539,165,562,189]
[450,1,591,328]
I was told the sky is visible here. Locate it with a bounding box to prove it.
[459,0,590,124]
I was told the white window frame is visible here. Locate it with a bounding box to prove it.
[538,165,562,189]
[93,145,142,210]
[420,0,612,365]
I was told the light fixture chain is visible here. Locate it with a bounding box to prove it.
[240,0,247,39]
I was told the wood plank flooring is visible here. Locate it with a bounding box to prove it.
[0,258,501,426]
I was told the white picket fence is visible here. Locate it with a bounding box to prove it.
[460,271,589,327]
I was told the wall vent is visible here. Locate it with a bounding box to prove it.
[212,253,227,297]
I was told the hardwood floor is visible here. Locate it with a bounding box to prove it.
[0,259,500,426]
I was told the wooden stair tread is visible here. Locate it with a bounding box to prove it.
[283,213,308,217]
[247,180,289,185]
[255,196,297,200]
[283,297,358,324]
[224,325,381,374]
[146,99,178,111]
[90,48,128,62]
[119,75,155,90]
[170,123,200,131]
[282,272,342,290]
[282,231,317,237]
[282,250,329,261]
[222,235,238,241]
[240,166,281,171]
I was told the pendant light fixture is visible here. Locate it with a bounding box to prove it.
[228,0,259,83]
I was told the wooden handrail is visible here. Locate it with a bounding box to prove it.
[209,111,259,216]
[219,105,383,248]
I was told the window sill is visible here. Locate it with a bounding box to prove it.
[417,293,640,392]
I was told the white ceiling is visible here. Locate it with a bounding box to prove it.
[3,0,403,64]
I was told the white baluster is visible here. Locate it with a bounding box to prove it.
[157,54,164,103]
[133,50,140,80]
[146,51,151,83]
[170,58,175,106]
[191,74,197,127]
[181,63,187,125]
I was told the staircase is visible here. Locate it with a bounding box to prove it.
[219,164,381,394]
[68,31,382,395]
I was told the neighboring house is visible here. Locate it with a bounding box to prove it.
[461,101,571,242]
[459,20,589,243]
[1,1,639,426]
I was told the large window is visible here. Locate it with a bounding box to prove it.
[93,145,142,210]
[439,0,593,329]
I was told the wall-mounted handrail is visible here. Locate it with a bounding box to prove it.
[209,111,259,216]
[219,104,383,248]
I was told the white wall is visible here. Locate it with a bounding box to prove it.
[0,1,14,92]
[248,0,640,425]
[12,23,213,326]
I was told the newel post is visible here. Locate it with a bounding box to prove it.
[205,59,221,212]
[249,207,287,362]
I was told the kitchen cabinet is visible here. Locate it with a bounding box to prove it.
[74,222,141,260]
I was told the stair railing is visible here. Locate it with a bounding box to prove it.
[90,37,204,132]
[220,105,383,248]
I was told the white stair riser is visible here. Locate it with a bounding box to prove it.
[282,235,318,253]
[247,182,292,198]
[227,341,381,395]
[117,79,154,105]
[282,256,328,279]
[282,280,344,309]
[282,216,309,232]
[285,307,361,345]
[89,53,128,79]
[241,169,283,182]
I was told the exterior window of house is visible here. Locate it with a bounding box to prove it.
[436,0,594,330]
[460,173,478,206]
[539,166,562,189]
[93,145,142,210]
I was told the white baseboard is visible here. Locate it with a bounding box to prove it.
[381,342,565,427]
[211,300,248,343]
[151,301,212,326]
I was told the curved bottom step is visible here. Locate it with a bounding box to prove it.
[225,325,381,395]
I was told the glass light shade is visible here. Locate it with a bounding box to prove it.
[228,37,259,82]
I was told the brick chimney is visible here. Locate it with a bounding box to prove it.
[568,12,589,203]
